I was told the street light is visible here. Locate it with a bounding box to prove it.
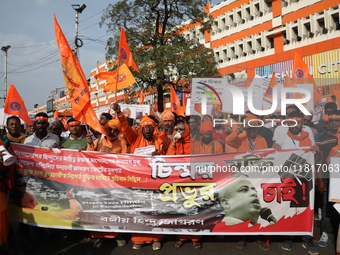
[1,45,11,104]
[72,4,86,59]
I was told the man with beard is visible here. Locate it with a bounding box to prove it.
[113,102,164,250]
[187,115,201,142]
[86,119,127,153]
[3,115,27,147]
[315,110,340,248]
[225,114,267,152]
[159,110,176,154]
[113,102,162,156]
[61,118,87,151]
[272,110,320,255]
[272,111,319,152]
[191,121,223,154]
[24,112,59,148]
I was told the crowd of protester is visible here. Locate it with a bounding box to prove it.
[0,102,339,254]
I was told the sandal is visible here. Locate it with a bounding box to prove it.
[174,240,185,248]
[236,240,246,250]
[152,241,162,251]
[192,241,202,249]
[253,240,270,251]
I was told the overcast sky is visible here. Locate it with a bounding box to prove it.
[0,0,221,110]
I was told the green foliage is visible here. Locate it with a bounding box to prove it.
[100,0,220,111]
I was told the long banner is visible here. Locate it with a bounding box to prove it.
[9,144,314,235]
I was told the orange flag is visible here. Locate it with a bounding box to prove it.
[284,74,303,100]
[95,63,136,92]
[119,27,139,72]
[61,116,68,130]
[335,90,340,108]
[53,110,59,120]
[54,15,106,136]
[4,84,32,125]
[293,52,322,102]
[139,90,145,104]
[170,85,185,116]
[264,73,277,102]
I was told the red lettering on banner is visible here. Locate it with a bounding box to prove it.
[261,178,298,204]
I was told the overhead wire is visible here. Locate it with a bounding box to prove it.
[0,8,112,77]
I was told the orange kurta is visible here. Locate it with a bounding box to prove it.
[191,140,224,155]
[166,125,191,155]
[225,131,268,152]
[117,113,162,154]
[87,136,128,153]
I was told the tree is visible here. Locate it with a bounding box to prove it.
[100,0,220,112]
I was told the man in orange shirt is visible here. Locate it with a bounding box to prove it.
[191,121,224,154]
[86,119,128,154]
[159,110,176,154]
[113,103,162,156]
[225,114,268,152]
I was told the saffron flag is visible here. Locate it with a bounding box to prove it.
[53,110,59,121]
[284,74,303,100]
[4,84,32,125]
[264,73,277,102]
[293,52,322,102]
[139,90,145,104]
[54,15,106,136]
[61,116,68,130]
[119,27,140,72]
[335,90,340,108]
[95,63,136,92]
[170,85,185,116]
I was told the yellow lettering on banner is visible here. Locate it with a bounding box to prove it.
[127,175,141,183]
[159,182,216,209]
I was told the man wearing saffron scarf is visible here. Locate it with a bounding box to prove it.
[166,121,191,155]
[159,110,176,154]
[191,121,223,154]
[24,112,59,148]
[272,111,319,152]
[3,116,27,147]
[113,102,162,156]
[86,119,127,154]
[272,110,320,254]
[225,114,267,152]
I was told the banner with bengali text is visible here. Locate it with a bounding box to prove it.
[9,144,314,235]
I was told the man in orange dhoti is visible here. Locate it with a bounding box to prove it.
[113,102,163,250]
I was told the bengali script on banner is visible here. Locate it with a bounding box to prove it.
[9,144,314,235]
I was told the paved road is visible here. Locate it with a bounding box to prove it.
[12,220,336,255]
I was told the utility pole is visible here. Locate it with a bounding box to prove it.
[1,45,11,104]
[71,4,86,59]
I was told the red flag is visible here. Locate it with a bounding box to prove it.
[53,110,59,120]
[139,90,145,104]
[95,64,136,92]
[119,28,140,72]
[170,85,185,116]
[54,15,106,136]
[293,52,322,102]
[4,84,32,125]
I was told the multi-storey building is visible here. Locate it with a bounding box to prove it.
[202,0,340,91]
[33,0,340,115]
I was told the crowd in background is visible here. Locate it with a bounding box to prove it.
[0,101,340,254]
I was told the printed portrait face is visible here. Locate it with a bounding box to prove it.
[219,179,261,225]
